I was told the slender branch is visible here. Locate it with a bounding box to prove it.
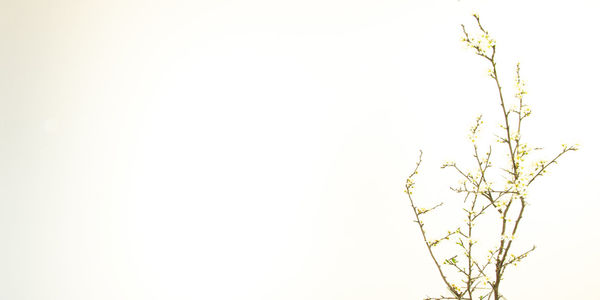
[405,151,462,298]
[527,145,578,185]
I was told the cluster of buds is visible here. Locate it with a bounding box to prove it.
[468,115,484,143]
[404,177,415,195]
[562,143,579,151]
[461,14,496,59]
[501,234,516,241]
[514,62,527,100]
[441,160,456,169]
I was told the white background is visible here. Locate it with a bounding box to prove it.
[1,0,599,299]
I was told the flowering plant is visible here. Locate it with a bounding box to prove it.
[404,14,578,300]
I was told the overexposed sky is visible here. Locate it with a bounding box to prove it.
[1,0,599,299]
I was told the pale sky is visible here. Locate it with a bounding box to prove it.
[1,0,599,299]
